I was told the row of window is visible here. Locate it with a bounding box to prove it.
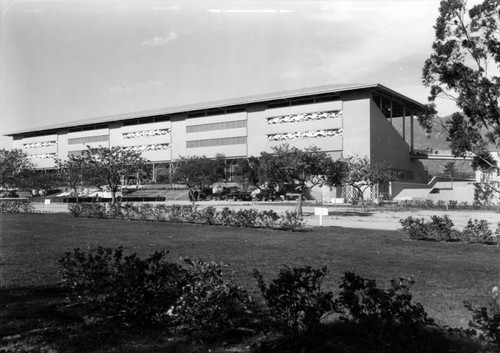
[68,135,110,145]
[186,120,246,133]
[68,136,247,154]
[186,136,247,148]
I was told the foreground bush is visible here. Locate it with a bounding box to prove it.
[399,215,459,241]
[254,266,334,336]
[464,286,500,352]
[68,203,304,230]
[59,247,255,334]
[58,246,187,326]
[0,200,35,213]
[462,219,498,245]
[172,258,255,338]
[57,245,499,350]
[335,272,434,328]
[400,215,499,245]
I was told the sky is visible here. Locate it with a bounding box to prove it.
[0,0,459,149]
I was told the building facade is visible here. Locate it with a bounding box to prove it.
[6,84,428,183]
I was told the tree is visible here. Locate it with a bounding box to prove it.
[80,146,149,204]
[443,161,458,188]
[56,155,92,202]
[259,144,345,216]
[171,155,226,204]
[422,0,500,166]
[236,157,262,191]
[340,156,392,210]
[19,170,63,196]
[0,148,35,189]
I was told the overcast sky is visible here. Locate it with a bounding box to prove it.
[1,0,459,148]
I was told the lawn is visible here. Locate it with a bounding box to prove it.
[1,212,499,351]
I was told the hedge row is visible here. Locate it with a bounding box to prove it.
[68,202,304,230]
[399,215,500,245]
[0,200,35,213]
[396,199,498,211]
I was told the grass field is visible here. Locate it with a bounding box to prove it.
[2,212,499,330]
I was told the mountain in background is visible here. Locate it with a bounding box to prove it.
[391,115,476,178]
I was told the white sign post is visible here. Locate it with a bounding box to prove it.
[44,198,51,211]
[314,207,329,226]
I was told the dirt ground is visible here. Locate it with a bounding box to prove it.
[35,201,500,230]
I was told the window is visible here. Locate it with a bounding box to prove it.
[186,120,246,133]
[68,135,109,145]
[186,136,247,148]
[68,150,85,157]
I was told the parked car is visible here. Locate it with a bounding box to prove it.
[86,186,123,201]
[254,188,280,201]
[222,190,252,201]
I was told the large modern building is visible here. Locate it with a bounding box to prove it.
[5,83,429,186]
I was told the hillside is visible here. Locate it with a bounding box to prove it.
[391,115,475,178]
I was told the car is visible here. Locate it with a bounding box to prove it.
[223,190,252,201]
[254,188,280,201]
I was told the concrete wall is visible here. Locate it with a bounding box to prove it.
[391,181,429,198]
[113,121,172,162]
[65,128,110,158]
[369,99,427,182]
[426,181,476,203]
[247,101,343,156]
[392,179,477,203]
[14,133,59,169]
[13,91,425,178]
[340,91,371,157]
[181,111,248,159]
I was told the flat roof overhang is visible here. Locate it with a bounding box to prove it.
[5,83,427,137]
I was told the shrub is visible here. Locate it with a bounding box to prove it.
[253,266,334,336]
[68,203,305,230]
[427,215,458,241]
[166,204,196,223]
[400,216,499,246]
[58,246,187,326]
[335,272,434,328]
[465,286,500,351]
[255,209,280,228]
[436,200,447,209]
[448,200,458,209]
[0,200,35,213]
[232,209,260,228]
[399,216,428,240]
[276,211,305,230]
[68,203,83,217]
[68,203,107,218]
[462,219,497,245]
[172,259,254,338]
[196,206,217,225]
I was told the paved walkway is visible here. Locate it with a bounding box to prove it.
[33,201,500,231]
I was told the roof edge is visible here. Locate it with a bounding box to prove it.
[5,83,427,136]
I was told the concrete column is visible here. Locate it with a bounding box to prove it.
[390,99,393,125]
[410,109,414,153]
[402,105,406,142]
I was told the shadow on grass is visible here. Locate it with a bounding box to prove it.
[260,322,486,353]
[0,286,489,353]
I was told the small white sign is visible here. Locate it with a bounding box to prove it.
[44,199,51,205]
[314,207,328,216]
[314,207,329,227]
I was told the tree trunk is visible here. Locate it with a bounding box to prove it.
[189,189,196,206]
[73,186,79,202]
[294,193,303,217]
